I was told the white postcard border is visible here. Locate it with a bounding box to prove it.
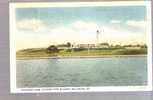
[10,1,152,93]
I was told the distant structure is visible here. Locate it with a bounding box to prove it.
[77,44,95,48]
[96,30,100,46]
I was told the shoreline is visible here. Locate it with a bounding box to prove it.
[16,55,147,60]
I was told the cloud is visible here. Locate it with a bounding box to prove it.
[45,21,101,44]
[72,21,100,30]
[47,20,146,45]
[100,25,146,45]
[110,20,121,24]
[126,20,146,28]
[16,19,47,32]
[16,20,147,50]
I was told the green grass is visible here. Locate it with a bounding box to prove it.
[16,48,147,60]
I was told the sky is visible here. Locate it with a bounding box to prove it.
[15,6,147,50]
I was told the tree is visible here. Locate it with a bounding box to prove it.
[141,44,147,48]
[66,42,71,47]
[100,42,109,46]
[47,45,59,53]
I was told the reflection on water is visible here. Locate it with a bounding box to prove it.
[16,57,147,88]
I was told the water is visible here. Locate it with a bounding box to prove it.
[16,57,147,88]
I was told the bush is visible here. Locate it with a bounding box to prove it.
[46,45,59,53]
[73,48,86,51]
[65,49,72,52]
[114,49,147,55]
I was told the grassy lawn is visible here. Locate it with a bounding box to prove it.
[16,48,147,59]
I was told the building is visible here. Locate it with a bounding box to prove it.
[77,44,96,48]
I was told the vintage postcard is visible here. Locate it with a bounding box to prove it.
[10,1,152,93]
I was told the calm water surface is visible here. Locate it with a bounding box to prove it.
[17,57,147,87]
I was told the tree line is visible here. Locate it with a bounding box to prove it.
[46,42,147,53]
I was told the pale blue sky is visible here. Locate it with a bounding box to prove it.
[15,6,147,50]
[16,6,146,28]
